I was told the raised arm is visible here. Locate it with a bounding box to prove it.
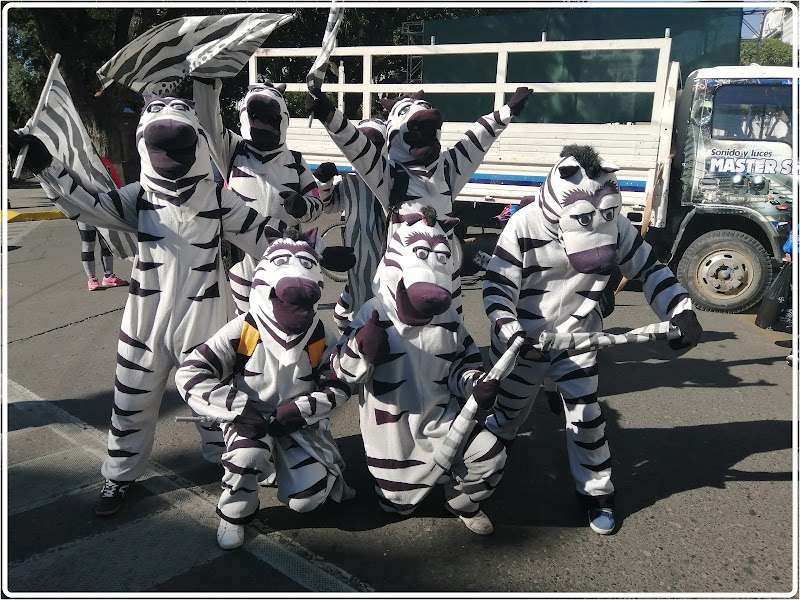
[10,132,140,232]
[446,87,531,197]
[306,89,390,208]
[192,78,242,179]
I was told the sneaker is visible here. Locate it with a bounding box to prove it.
[102,273,129,287]
[258,472,277,488]
[588,507,616,535]
[445,504,494,535]
[217,518,245,550]
[94,480,131,516]
[87,276,102,291]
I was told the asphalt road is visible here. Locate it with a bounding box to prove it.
[4,211,797,595]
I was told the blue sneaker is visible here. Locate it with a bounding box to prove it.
[588,507,616,535]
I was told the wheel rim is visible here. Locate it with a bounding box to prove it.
[694,248,755,300]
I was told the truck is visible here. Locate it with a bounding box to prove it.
[249,34,796,313]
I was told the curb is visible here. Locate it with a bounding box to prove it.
[6,210,66,223]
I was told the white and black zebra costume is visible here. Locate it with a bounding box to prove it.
[332,209,506,518]
[311,89,529,313]
[77,221,114,277]
[32,94,287,486]
[483,145,698,509]
[194,79,322,313]
[316,118,389,333]
[176,230,353,529]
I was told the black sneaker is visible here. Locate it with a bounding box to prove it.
[94,480,131,516]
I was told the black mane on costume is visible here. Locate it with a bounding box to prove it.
[561,145,602,179]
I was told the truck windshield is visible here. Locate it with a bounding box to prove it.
[711,84,792,144]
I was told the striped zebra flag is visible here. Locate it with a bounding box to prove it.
[95,12,295,95]
[19,62,137,260]
[306,5,345,92]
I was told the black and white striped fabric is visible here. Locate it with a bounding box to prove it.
[18,66,137,259]
[306,5,344,92]
[332,211,506,516]
[96,13,294,95]
[482,145,694,510]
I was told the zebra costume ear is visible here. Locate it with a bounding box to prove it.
[600,160,620,173]
[274,83,287,95]
[437,216,460,234]
[401,213,426,226]
[411,90,426,100]
[379,97,399,111]
[558,156,581,179]
[142,91,161,106]
[299,227,318,248]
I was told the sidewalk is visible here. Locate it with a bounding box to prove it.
[5,180,65,222]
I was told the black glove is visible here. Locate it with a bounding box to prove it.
[472,374,500,410]
[669,310,703,350]
[321,245,356,272]
[506,86,532,117]
[314,162,339,184]
[8,131,53,175]
[305,86,335,123]
[232,401,270,439]
[355,310,390,365]
[510,331,549,362]
[266,403,305,437]
[283,192,307,218]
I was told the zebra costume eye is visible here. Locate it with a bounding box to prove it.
[434,251,449,264]
[271,255,290,266]
[298,257,315,269]
[414,247,430,259]
[601,207,617,222]
[571,212,594,227]
[147,103,165,113]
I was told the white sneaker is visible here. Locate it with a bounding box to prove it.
[446,505,494,535]
[216,519,245,550]
[258,472,277,487]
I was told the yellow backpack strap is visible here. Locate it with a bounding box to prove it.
[237,316,261,357]
[231,314,260,377]
[305,320,327,369]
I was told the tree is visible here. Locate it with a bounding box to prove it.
[740,38,795,66]
[7,7,511,165]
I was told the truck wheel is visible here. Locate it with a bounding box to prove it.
[676,229,772,313]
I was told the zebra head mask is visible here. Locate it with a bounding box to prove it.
[250,228,323,336]
[375,207,458,327]
[380,91,443,166]
[237,82,289,151]
[138,93,214,199]
[541,145,622,274]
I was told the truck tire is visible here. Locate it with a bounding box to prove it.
[676,229,772,313]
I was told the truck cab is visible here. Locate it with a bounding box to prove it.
[668,65,795,313]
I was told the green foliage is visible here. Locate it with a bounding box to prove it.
[740,38,795,66]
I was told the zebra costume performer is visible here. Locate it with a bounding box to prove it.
[306,87,532,312]
[176,229,353,550]
[315,118,389,333]
[482,145,702,534]
[193,78,323,313]
[332,208,505,535]
[9,94,289,517]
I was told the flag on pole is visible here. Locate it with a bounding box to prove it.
[19,65,138,260]
[306,5,345,92]
[95,12,295,95]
